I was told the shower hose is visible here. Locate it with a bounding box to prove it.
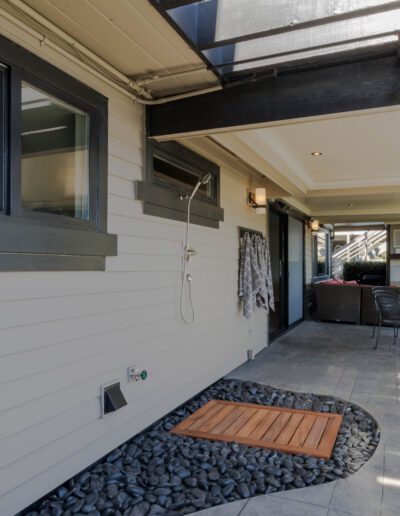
[180,198,195,324]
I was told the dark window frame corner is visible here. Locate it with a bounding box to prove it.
[312,228,331,280]
[137,137,223,228]
[0,34,117,271]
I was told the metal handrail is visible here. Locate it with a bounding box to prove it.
[332,230,387,278]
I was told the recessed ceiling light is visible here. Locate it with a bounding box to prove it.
[310,151,322,156]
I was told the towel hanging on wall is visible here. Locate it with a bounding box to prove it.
[238,231,274,319]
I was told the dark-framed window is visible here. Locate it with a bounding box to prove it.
[0,35,116,271]
[313,228,330,279]
[136,139,224,228]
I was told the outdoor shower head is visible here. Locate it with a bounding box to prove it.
[200,172,212,184]
[179,172,212,323]
[187,172,212,201]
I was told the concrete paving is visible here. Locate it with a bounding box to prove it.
[198,321,400,516]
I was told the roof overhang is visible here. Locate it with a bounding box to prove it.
[148,50,400,139]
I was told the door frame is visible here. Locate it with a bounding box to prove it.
[268,201,307,341]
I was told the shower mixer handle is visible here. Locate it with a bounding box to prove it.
[185,247,198,261]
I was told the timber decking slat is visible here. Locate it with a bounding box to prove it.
[235,408,269,438]
[210,406,246,435]
[262,411,292,441]
[275,413,305,445]
[223,408,257,437]
[289,414,317,447]
[199,404,236,433]
[317,416,343,456]
[250,410,280,440]
[177,399,217,431]
[303,416,329,450]
[186,401,223,431]
[171,400,343,459]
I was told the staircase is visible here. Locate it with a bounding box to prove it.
[331,230,387,278]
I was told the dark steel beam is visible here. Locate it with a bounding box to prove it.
[213,31,398,72]
[148,52,400,138]
[198,1,400,50]
[154,0,201,10]
[222,40,399,80]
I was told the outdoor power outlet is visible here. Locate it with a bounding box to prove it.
[128,366,148,382]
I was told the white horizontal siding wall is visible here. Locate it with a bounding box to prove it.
[0,19,267,515]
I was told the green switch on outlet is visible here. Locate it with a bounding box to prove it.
[141,370,148,381]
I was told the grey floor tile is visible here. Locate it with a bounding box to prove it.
[242,495,329,516]
[222,320,400,516]
[380,446,400,509]
[329,467,383,516]
[380,505,400,516]
[196,499,248,515]
[270,481,336,508]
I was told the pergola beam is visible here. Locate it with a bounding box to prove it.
[148,52,400,139]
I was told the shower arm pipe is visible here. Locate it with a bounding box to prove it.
[7,0,222,105]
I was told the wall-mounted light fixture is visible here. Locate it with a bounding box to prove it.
[309,218,319,232]
[248,188,267,215]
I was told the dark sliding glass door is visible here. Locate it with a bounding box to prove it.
[269,210,286,338]
[269,207,304,339]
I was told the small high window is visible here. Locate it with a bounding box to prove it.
[153,153,211,201]
[137,140,223,228]
[0,35,116,271]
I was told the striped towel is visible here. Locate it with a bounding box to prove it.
[239,232,275,319]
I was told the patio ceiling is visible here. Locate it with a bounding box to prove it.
[208,107,400,223]
[19,0,218,95]
[242,109,400,192]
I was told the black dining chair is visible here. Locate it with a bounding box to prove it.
[373,292,400,350]
[370,287,398,338]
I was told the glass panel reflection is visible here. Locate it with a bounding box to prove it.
[21,82,90,220]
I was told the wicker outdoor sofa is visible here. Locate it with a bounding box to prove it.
[313,281,400,325]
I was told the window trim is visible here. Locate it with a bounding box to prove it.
[0,34,116,271]
[137,138,224,228]
[12,70,98,230]
[312,228,331,280]
[150,141,219,205]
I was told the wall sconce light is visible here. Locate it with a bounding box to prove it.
[248,188,267,215]
[309,218,319,232]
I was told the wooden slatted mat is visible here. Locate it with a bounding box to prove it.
[171,400,343,459]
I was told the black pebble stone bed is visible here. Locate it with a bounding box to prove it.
[21,379,380,516]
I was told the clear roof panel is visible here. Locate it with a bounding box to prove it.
[156,0,400,77]
[203,9,400,72]
[167,0,398,47]
[228,35,397,74]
